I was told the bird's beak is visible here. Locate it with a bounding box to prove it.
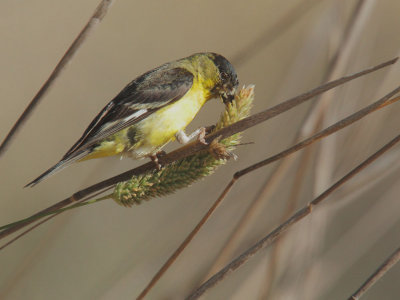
[221,89,235,104]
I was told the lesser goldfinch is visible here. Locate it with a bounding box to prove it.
[26,52,239,187]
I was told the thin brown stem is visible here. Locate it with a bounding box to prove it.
[0,0,115,157]
[136,179,236,300]
[261,145,315,298]
[234,90,400,179]
[0,187,112,249]
[187,131,400,299]
[201,158,294,281]
[0,197,77,239]
[0,214,60,251]
[348,246,400,300]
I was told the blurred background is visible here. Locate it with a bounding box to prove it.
[1,0,400,299]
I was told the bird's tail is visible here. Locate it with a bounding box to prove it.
[25,151,88,187]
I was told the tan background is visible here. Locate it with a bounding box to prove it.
[1,0,400,299]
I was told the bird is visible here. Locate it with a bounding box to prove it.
[26,52,239,187]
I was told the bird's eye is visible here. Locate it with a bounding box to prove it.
[221,72,229,82]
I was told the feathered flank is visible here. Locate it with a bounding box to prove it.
[112,85,254,207]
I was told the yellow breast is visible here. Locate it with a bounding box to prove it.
[134,81,208,154]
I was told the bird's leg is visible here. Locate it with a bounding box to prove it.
[150,150,166,170]
[175,127,208,145]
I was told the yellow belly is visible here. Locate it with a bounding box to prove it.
[131,86,208,157]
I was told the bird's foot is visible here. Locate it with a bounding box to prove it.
[150,150,166,170]
[175,127,208,145]
[197,127,207,145]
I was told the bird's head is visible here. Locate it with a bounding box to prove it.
[209,53,239,104]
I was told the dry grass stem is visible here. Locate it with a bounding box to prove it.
[201,156,296,281]
[0,0,115,157]
[0,214,60,251]
[187,131,400,299]
[136,180,236,300]
[261,146,315,298]
[348,246,400,300]
[302,2,378,297]
[0,187,112,249]
[307,180,400,299]
[234,90,400,179]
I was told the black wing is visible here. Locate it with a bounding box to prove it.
[63,66,194,158]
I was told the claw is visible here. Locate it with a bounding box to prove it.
[198,127,207,145]
[176,127,208,145]
[150,151,166,170]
